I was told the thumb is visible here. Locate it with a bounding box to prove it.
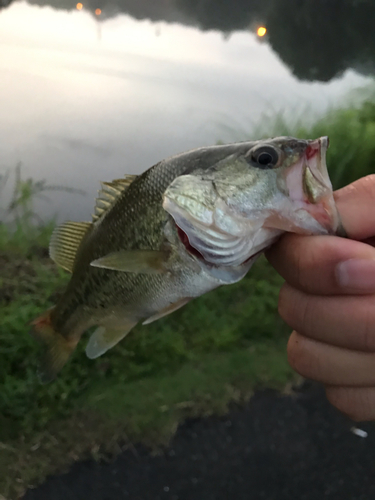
[334,174,375,241]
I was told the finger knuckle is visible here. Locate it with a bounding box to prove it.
[340,174,375,204]
[296,243,323,292]
[360,174,375,199]
[287,333,311,375]
[278,285,290,320]
[278,285,312,335]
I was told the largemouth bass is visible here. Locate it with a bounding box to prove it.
[31,136,343,382]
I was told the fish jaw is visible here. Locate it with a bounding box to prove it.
[282,136,342,235]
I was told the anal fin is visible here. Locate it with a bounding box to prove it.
[85,320,137,359]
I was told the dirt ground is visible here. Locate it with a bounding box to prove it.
[23,382,375,500]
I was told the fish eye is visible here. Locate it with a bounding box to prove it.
[249,146,279,169]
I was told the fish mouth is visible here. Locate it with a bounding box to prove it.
[286,136,345,236]
[303,136,331,203]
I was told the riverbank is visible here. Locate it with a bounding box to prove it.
[0,227,293,499]
[23,381,375,500]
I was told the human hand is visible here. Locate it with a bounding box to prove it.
[266,174,375,421]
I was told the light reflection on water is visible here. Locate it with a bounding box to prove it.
[0,2,369,221]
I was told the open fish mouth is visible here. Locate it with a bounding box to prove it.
[303,136,332,203]
[285,136,344,236]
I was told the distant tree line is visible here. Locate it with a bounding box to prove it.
[265,0,375,81]
[2,0,374,82]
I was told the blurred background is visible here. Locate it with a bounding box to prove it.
[1,0,375,221]
[1,1,375,499]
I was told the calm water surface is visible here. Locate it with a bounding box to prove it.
[0,0,372,221]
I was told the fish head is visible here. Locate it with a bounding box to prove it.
[163,137,343,272]
[211,135,341,235]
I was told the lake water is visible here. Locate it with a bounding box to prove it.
[0,0,373,221]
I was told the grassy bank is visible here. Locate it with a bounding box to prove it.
[0,222,292,498]
[1,93,375,498]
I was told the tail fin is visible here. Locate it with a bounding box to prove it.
[30,309,77,383]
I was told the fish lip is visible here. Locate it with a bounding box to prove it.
[302,136,344,235]
[303,136,331,195]
[284,137,342,236]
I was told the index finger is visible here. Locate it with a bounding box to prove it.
[266,175,375,296]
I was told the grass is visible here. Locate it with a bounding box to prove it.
[1,92,375,498]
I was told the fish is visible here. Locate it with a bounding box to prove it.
[31,136,343,382]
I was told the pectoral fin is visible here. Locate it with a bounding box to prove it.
[85,321,137,359]
[90,250,168,274]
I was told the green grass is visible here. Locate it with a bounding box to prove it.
[2,92,375,498]
[0,221,292,498]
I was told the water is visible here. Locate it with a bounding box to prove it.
[0,0,373,221]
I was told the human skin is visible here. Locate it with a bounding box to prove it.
[266,174,375,421]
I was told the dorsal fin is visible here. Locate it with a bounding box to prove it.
[92,174,138,222]
[49,221,92,272]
